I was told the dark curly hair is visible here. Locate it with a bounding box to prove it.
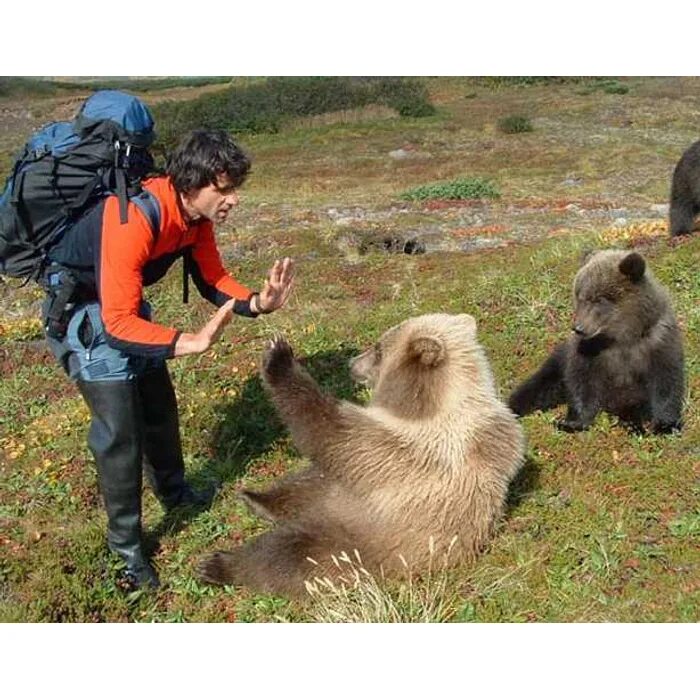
[166,129,251,193]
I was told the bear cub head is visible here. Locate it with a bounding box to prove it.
[572,249,670,348]
[349,313,488,419]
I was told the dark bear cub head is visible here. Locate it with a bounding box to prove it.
[571,250,670,349]
[349,313,481,420]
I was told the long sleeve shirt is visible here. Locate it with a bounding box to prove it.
[49,175,255,359]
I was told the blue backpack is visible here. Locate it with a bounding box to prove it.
[0,90,161,281]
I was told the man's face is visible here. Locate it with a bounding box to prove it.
[183,173,240,224]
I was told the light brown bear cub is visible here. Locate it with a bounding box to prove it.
[198,313,525,598]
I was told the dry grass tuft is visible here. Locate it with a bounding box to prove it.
[302,537,462,623]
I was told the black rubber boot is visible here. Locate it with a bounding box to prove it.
[138,364,215,511]
[77,379,160,590]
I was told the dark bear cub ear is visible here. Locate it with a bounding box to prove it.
[409,336,446,367]
[619,252,646,282]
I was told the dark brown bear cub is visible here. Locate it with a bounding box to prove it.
[508,250,684,433]
[198,314,524,598]
[670,140,700,237]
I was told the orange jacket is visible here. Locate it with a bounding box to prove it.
[96,176,253,358]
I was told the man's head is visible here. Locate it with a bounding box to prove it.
[167,130,251,224]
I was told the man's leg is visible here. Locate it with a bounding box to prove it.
[44,300,159,589]
[76,378,159,589]
[138,363,215,511]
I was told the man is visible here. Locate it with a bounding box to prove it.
[42,129,294,589]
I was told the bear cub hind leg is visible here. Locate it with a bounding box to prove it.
[197,525,334,598]
[239,469,329,524]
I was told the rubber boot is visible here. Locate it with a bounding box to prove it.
[77,379,160,589]
[138,364,215,511]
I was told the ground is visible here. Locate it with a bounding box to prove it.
[0,77,698,622]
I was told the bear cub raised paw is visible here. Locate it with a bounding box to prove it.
[198,314,525,598]
[508,250,685,434]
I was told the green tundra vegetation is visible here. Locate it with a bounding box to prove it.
[0,76,698,622]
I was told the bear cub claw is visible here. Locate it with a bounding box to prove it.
[262,335,295,380]
[197,551,231,585]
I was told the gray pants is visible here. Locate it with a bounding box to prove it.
[43,299,164,381]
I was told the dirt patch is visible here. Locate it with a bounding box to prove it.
[0,341,53,374]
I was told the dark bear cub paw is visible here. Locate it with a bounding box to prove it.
[507,395,527,417]
[262,335,295,382]
[650,419,682,435]
[197,551,234,585]
[556,418,588,433]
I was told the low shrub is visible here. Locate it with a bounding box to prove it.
[576,78,631,96]
[498,114,534,134]
[399,177,500,201]
[150,77,436,153]
[470,77,589,88]
[600,80,629,95]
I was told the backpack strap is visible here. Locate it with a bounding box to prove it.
[182,248,191,304]
[131,190,191,304]
[114,142,129,224]
[130,189,161,241]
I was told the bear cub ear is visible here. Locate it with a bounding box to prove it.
[579,248,597,266]
[457,314,477,336]
[408,336,446,367]
[619,252,646,282]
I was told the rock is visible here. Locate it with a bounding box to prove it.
[614,217,628,226]
[563,176,583,186]
[650,203,669,216]
[388,148,432,161]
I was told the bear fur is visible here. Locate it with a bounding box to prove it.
[198,313,525,598]
[508,250,684,433]
[669,140,700,237]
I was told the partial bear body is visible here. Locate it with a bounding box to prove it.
[199,313,525,598]
[669,140,700,237]
[508,250,684,433]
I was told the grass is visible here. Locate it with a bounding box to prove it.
[0,76,235,98]
[301,540,461,623]
[1,77,699,622]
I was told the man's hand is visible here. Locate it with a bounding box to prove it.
[174,298,236,357]
[254,257,295,314]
